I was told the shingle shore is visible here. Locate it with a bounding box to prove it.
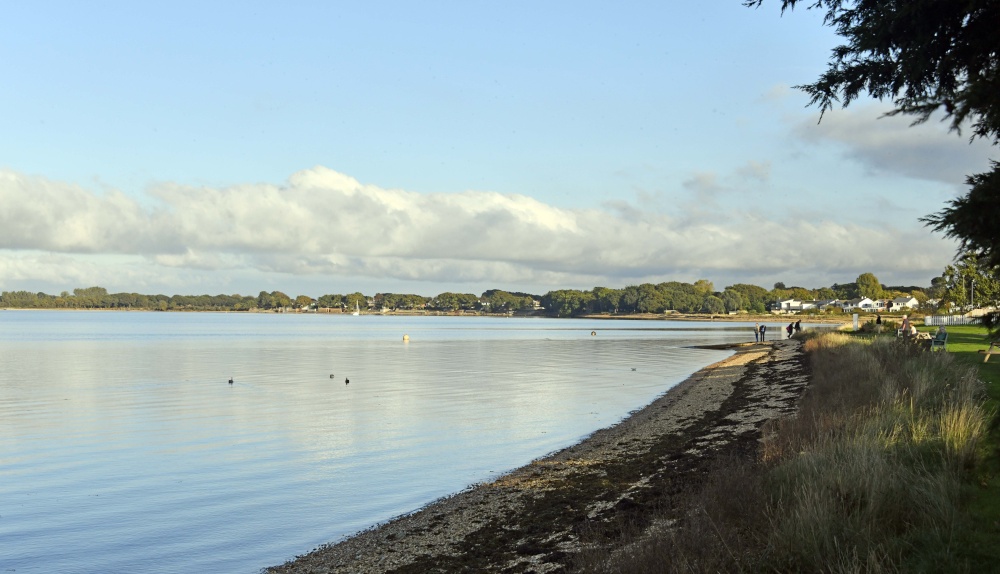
[266,339,808,574]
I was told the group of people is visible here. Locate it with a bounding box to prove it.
[898,314,948,349]
[753,320,801,342]
[900,315,919,338]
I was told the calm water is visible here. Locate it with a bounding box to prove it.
[0,311,766,573]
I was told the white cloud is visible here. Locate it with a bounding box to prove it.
[682,172,724,198]
[761,83,792,102]
[736,160,771,182]
[0,171,158,253]
[0,166,957,294]
[793,104,995,184]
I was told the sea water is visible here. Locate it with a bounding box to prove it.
[0,311,766,573]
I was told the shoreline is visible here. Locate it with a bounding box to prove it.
[267,338,810,573]
[0,307,856,324]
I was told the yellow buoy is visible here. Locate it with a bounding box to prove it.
[403,334,410,341]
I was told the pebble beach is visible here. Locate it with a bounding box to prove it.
[267,338,810,573]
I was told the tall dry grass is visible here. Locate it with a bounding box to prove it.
[759,334,987,572]
[576,332,989,573]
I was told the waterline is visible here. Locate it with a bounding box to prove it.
[0,312,756,573]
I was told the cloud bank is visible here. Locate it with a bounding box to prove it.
[793,104,996,184]
[0,166,956,294]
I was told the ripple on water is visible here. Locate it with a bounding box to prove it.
[0,312,762,573]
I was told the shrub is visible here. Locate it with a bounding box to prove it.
[758,334,987,572]
[583,332,989,573]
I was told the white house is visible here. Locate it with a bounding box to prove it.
[774,299,822,313]
[887,296,919,311]
[774,299,803,312]
[841,297,876,312]
[773,299,841,313]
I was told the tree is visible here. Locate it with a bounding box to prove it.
[927,276,948,300]
[636,284,668,313]
[541,289,593,317]
[749,0,1000,270]
[273,292,292,308]
[591,287,622,314]
[728,283,770,312]
[431,292,479,311]
[769,286,792,305]
[344,292,367,311]
[721,288,748,312]
[748,1,1000,138]
[830,282,858,299]
[619,285,641,313]
[788,287,816,301]
[693,279,715,297]
[73,286,109,308]
[924,163,1000,267]
[940,253,1000,310]
[701,295,727,314]
[482,289,534,313]
[317,294,343,309]
[815,287,838,300]
[257,291,273,309]
[855,272,883,300]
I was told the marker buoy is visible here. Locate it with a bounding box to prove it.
[403,334,410,341]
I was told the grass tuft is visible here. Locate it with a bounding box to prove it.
[578,330,992,573]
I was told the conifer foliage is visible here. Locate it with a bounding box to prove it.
[749,1,1000,339]
[748,0,1000,266]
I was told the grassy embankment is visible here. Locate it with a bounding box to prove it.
[578,325,1000,573]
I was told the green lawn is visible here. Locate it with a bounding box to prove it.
[917,325,1000,567]
[848,324,1000,567]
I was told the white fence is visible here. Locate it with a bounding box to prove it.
[923,315,981,326]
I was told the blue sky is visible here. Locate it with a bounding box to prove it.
[0,2,994,297]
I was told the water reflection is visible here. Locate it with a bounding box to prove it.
[0,312,757,573]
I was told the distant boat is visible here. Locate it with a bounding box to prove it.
[352,301,360,316]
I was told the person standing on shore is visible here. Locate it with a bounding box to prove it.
[786,322,794,339]
[759,324,766,341]
[794,319,801,334]
[754,322,760,342]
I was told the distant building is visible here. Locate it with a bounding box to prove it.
[774,299,805,312]
[772,299,840,313]
[887,296,919,311]
[840,297,877,312]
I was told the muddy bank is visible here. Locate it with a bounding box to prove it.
[267,339,809,574]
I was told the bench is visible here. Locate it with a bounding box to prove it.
[980,343,1000,362]
[929,331,947,351]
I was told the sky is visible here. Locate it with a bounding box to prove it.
[0,1,995,298]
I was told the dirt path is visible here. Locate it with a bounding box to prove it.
[267,339,809,574]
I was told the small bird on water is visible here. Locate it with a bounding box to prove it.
[228,377,233,384]
[345,378,350,385]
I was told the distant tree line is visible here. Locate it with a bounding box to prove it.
[0,286,536,313]
[2,269,976,317]
[0,287,259,311]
